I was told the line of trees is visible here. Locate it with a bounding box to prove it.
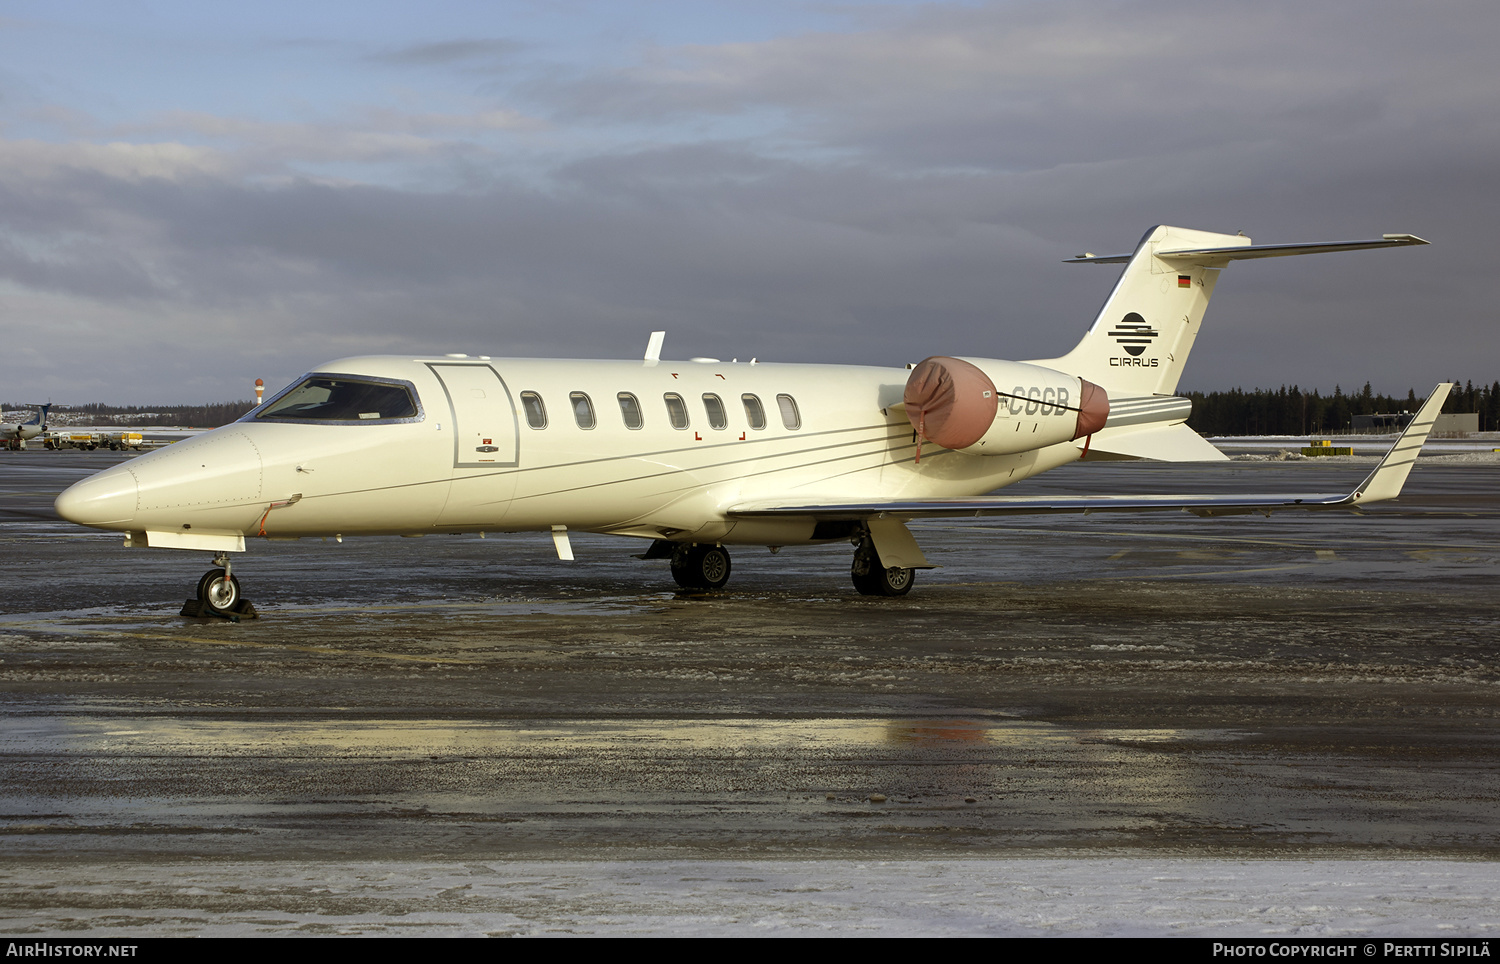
[1179,381,1500,436]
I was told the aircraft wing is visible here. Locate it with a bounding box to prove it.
[728,383,1451,522]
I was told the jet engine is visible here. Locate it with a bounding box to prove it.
[903,356,1108,456]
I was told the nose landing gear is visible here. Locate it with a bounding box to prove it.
[181,553,258,620]
[197,568,240,611]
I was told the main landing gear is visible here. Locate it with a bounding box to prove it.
[181,553,258,620]
[850,538,915,597]
[670,543,732,590]
[659,538,914,596]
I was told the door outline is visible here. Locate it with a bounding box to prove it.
[427,363,521,469]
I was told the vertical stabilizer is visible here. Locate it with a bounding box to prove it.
[1028,225,1250,396]
[1028,226,1428,397]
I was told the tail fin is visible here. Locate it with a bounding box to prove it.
[1028,225,1429,397]
[21,402,52,429]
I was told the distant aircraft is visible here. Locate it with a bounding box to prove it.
[54,225,1446,615]
[2,403,51,450]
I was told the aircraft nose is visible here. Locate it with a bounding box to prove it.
[55,466,138,526]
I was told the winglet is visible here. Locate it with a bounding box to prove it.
[1348,383,1452,504]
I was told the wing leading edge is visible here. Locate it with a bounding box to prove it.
[728,384,1452,523]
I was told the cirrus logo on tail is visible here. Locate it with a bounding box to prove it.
[1108,312,1159,367]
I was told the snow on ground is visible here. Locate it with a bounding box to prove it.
[4,859,1499,937]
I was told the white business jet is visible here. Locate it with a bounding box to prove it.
[54,225,1447,615]
[3,403,51,450]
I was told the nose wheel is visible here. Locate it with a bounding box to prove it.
[182,553,258,619]
[197,568,241,612]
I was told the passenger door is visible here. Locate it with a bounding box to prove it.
[428,363,520,527]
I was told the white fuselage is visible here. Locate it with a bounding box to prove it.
[3,420,44,442]
[55,354,1085,549]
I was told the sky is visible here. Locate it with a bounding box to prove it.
[1,0,1495,404]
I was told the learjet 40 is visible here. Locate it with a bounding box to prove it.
[54,225,1447,614]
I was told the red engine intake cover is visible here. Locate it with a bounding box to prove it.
[903,356,999,450]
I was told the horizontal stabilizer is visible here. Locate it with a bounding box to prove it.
[1065,234,1428,265]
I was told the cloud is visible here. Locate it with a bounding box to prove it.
[366,38,524,68]
[0,138,233,182]
[115,109,544,173]
[1,0,1496,402]
[538,0,1500,171]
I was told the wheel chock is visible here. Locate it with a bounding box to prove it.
[178,599,259,621]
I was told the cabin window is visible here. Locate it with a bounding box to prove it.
[256,375,419,423]
[664,393,689,429]
[702,393,727,430]
[520,392,547,429]
[777,394,801,430]
[741,394,766,430]
[570,392,595,429]
[617,392,643,430]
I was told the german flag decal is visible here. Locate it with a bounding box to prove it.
[1178,275,1192,288]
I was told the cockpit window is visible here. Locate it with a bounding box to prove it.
[255,375,419,423]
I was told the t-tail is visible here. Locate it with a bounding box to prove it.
[1018,225,1428,461]
[1029,225,1429,398]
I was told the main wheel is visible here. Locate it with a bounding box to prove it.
[850,544,915,596]
[196,568,241,613]
[851,563,915,596]
[670,544,732,590]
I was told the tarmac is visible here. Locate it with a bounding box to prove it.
[2,449,1498,934]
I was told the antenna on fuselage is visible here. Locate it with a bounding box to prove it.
[644,330,666,363]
